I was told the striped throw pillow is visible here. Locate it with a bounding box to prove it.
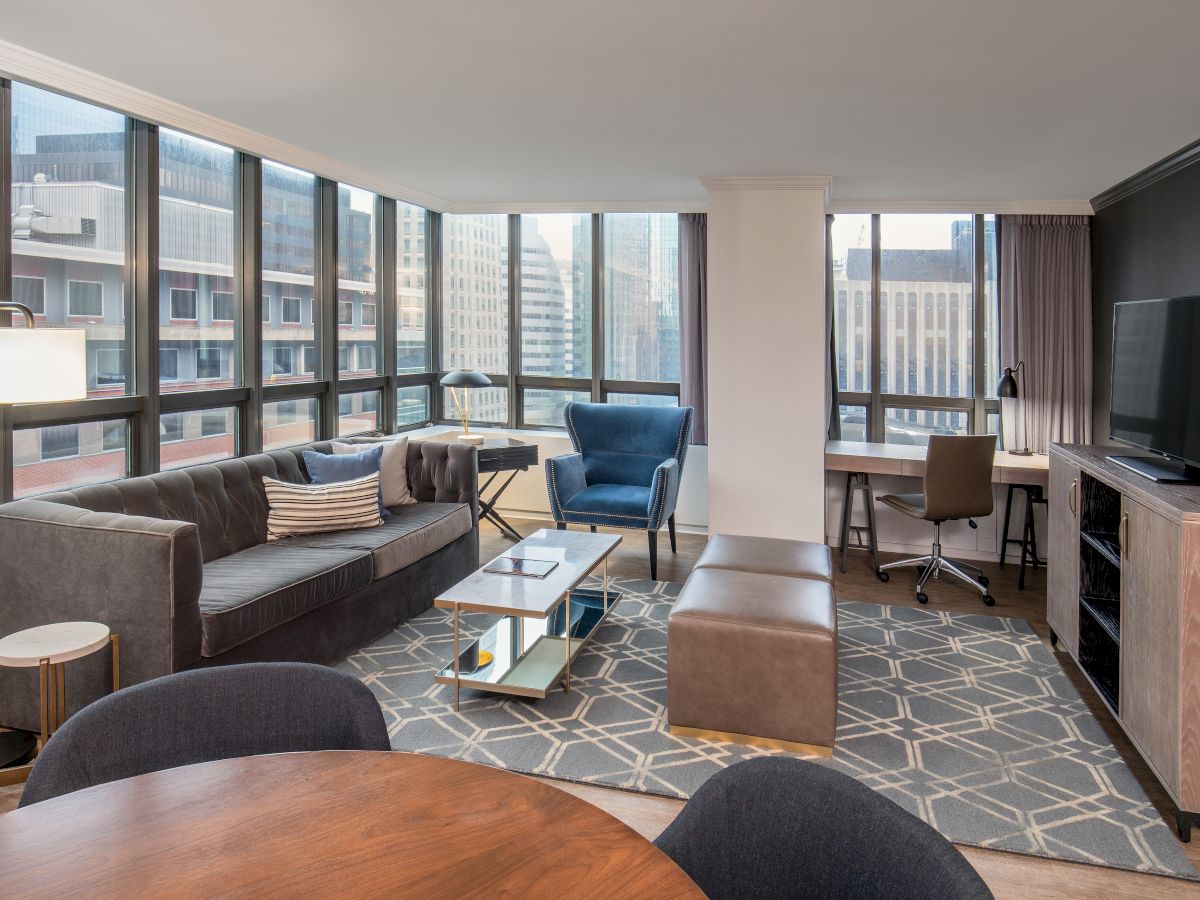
[263,472,384,541]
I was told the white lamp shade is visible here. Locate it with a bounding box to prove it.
[0,328,88,403]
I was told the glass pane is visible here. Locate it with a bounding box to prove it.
[262,398,317,450]
[13,420,129,497]
[523,389,590,427]
[396,385,431,428]
[11,83,129,398]
[442,214,509,374]
[987,411,1002,450]
[520,214,592,378]
[338,390,381,436]
[830,214,871,393]
[160,407,237,469]
[883,408,969,445]
[338,184,378,379]
[442,386,508,425]
[606,393,678,408]
[837,404,868,442]
[159,129,237,391]
[397,202,429,374]
[263,161,316,385]
[983,214,999,398]
[603,213,679,382]
[880,214,974,398]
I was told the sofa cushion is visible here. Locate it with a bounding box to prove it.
[199,544,373,657]
[561,483,651,525]
[287,502,472,580]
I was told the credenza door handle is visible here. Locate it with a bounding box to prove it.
[1068,478,1078,519]
[1120,511,1130,560]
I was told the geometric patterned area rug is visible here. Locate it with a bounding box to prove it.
[339,576,1196,880]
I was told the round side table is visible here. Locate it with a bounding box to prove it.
[0,622,119,778]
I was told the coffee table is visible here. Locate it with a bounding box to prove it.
[434,528,622,710]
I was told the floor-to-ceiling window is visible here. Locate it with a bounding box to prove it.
[830,212,999,444]
[9,84,133,497]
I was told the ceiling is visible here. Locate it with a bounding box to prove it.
[3,0,1200,207]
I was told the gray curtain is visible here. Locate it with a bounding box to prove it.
[826,214,841,440]
[679,213,708,444]
[999,215,1092,452]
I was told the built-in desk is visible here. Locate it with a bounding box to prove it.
[824,440,1050,579]
[825,440,1049,487]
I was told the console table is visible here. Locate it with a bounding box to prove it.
[1047,443,1200,840]
[425,433,538,541]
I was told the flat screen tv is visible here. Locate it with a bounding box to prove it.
[1109,296,1200,482]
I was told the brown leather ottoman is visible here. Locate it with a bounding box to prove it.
[667,567,837,754]
[694,533,833,582]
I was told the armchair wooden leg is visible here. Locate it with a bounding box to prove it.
[556,522,566,531]
[668,514,677,553]
[649,530,658,581]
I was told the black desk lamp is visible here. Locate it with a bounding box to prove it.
[439,368,491,444]
[997,362,1032,456]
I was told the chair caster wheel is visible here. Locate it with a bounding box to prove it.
[876,570,890,583]
[978,575,989,587]
[982,594,996,607]
[916,592,929,604]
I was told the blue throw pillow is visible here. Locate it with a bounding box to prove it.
[302,446,390,518]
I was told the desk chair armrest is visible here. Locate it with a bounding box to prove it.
[546,453,587,521]
[648,458,681,531]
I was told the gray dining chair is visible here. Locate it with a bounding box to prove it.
[655,757,993,900]
[19,662,390,807]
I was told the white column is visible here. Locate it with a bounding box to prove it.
[703,176,831,542]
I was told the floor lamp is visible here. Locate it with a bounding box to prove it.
[0,301,89,497]
[997,362,1032,455]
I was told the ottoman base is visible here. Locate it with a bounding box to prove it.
[669,724,833,757]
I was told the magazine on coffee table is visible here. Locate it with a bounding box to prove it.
[483,556,559,579]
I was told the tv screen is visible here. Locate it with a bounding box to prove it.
[1110,296,1200,467]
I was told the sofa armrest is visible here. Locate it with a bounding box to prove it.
[408,439,480,523]
[546,453,587,521]
[0,499,204,731]
[648,458,682,531]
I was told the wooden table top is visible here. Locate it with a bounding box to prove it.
[0,751,700,899]
[826,439,1049,487]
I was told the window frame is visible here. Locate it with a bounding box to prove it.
[830,213,999,442]
[169,287,198,321]
[67,279,104,318]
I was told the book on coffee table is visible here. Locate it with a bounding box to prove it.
[483,556,559,579]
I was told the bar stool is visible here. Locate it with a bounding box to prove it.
[837,471,880,573]
[999,483,1046,590]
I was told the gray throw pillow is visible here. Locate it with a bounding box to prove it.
[332,435,416,507]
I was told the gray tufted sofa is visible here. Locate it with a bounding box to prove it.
[0,438,479,733]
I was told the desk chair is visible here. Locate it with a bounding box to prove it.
[875,434,996,607]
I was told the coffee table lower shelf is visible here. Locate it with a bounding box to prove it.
[435,588,622,701]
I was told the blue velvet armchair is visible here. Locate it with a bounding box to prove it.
[546,402,693,580]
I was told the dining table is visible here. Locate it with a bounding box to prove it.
[0,750,702,898]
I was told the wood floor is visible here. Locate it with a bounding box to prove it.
[2,520,1197,898]
[485,518,1200,900]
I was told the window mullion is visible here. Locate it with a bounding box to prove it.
[869,214,883,441]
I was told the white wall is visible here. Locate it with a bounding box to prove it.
[704,177,831,542]
[408,425,709,531]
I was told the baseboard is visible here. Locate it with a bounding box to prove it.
[825,537,1000,564]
